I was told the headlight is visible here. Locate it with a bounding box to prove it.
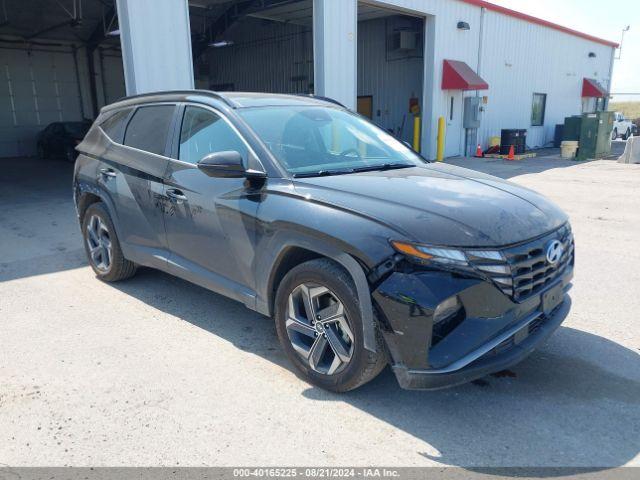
[391,240,468,266]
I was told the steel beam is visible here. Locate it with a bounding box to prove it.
[312,0,357,109]
[116,0,194,95]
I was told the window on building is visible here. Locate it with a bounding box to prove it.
[100,108,132,143]
[531,93,547,126]
[124,105,175,155]
[178,106,248,164]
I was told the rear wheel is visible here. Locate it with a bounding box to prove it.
[623,129,631,140]
[274,258,386,392]
[82,203,136,282]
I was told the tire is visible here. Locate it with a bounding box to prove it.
[274,258,387,392]
[623,129,631,141]
[65,145,77,163]
[81,203,137,282]
[37,143,45,159]
[611,128,618,141]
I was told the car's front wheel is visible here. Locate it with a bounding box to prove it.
[612,128,618,140]
[81,203,136,282]
[274,258,386,392]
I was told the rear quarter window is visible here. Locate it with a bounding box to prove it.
[123,105,176,155]
[100,109,132,143]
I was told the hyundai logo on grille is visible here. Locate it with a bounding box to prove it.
[546,240,564,265]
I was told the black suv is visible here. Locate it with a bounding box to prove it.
[73,91,574,391]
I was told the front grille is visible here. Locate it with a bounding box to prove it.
[467,225,574,302]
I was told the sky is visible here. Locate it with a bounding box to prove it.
[489,0,639,102]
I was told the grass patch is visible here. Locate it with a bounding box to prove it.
[610,102,640,120]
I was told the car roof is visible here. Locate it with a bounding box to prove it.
[102,90,344,113]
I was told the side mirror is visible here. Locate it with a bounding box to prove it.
[197,151,246,178]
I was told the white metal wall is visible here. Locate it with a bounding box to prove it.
[206,19,314,94]
[477,9,614,150]
[339,0,614,158]
[357,16,423,144]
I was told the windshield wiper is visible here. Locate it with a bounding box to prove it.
[293,168,354,178]
[351,162,414,173]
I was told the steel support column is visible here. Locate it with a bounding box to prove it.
[115,0,194,95]
[313,0,357,110]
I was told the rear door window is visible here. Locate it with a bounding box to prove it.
[124,105,176,155]
[100,109,132,143]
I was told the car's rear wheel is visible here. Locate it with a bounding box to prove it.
[82,203,136,282]
[274,258,386,392]
[623,129,631,140]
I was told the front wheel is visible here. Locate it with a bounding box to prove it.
[611,128,618,141]
[274,258,386,392]
[81,203,137,282]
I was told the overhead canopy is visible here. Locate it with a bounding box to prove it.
[582,78,607,98]
[442,60,489,90]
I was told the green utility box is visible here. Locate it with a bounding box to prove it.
[562,116,582,141]
[576,111,614,161]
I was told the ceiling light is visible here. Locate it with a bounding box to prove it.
[107,29,120,36]
[208,40,234,48]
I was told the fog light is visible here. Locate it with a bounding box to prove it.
[433,296,462,324]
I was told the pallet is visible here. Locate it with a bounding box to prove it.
[483,152,537,160]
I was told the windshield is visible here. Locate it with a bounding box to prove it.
[237,106,425,176]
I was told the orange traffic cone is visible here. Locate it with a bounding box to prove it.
[475,144,483,158]
[507,145,515,161]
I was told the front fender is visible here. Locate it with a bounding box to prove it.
[254,231,380,352]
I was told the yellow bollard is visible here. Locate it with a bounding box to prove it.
[437,116,445,162]
[413,116,421,152]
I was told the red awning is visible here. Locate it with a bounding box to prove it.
[442,60,489,91]
[582,78,607,98]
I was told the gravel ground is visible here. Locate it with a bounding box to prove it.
[1,146,638,469]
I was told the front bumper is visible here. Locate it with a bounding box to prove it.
[373,267,573,390]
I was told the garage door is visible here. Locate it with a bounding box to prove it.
[0,47,84,158]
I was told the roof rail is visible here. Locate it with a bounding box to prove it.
[109,89,235,108]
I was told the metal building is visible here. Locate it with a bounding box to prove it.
[0,0,617,160]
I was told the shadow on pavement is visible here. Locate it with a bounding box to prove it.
[111,268,640,474]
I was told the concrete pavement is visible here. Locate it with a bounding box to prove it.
[1,151,639,469]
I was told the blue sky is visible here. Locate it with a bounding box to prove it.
[490,0,639,101]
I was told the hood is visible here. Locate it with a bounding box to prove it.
[291,163,568,247]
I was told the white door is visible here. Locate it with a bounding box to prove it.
[0,48,84,157]
[444,91,463,157]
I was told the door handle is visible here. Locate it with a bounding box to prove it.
[99,168,117,178]
[166,189,187,204]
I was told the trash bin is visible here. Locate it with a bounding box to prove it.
[560,141,579,159]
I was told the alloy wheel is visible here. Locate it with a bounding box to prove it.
[285,283,355,375]
[86,215,112,272]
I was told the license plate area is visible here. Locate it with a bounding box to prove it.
[542,284,564,315]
